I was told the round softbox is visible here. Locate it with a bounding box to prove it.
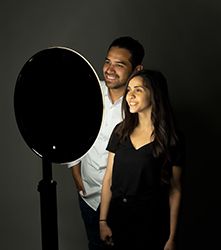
[14,47,103,164]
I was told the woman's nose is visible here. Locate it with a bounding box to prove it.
[127,91,135,99]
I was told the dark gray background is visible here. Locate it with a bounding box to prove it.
[1,0,220,249]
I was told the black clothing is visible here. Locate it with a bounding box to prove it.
[106,126,185,250]
[78,196,110,250]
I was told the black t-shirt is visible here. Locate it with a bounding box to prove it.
[106,125,185,201]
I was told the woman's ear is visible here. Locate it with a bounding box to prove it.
[134,64,143,73]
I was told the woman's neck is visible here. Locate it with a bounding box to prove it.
[137,110,153,131]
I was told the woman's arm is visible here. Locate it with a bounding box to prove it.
[99,152,115,244]
[165,166,182,250]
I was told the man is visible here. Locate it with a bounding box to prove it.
[68,36,144,250]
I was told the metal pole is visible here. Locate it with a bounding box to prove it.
[38,158,59,250]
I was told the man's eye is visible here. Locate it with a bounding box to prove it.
[116,64,124,68]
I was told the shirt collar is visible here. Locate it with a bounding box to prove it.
[103,83,123,105]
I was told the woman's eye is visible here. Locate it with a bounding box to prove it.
[135,88,142,93]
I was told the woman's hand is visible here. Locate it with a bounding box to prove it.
[164,238,176,250]
[99,221,114,246]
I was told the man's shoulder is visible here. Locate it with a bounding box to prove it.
[99,80,106,88]
[99,80,107,94]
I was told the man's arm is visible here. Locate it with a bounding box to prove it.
[70,162,85,194]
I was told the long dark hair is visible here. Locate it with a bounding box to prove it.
[116,69,179,163]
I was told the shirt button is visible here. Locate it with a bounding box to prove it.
[122,198,127,203]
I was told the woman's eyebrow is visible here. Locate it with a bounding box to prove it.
[128,85,145,89]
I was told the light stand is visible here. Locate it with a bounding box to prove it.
[38,158,59,250]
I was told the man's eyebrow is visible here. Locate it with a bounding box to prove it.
[113,60,128,66]
[105,57,128,65]
[116,60,127,65]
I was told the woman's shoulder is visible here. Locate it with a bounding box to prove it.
[107,123,123,152]
[110,121,124,139]
[113,121,123,132]
[170,130,186,166]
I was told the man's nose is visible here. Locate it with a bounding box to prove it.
[106,64,115,72]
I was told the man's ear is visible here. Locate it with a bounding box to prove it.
[134,64,143,73]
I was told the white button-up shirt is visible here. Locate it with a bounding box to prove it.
[67,80,123,210]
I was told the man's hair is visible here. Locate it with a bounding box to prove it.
[108,36,145,69]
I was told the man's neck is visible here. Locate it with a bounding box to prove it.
[108,87,125,104]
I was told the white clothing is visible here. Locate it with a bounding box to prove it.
[67,80,123,210]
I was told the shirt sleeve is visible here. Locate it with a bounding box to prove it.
[60,158,81,168]
[170,133,186,167]
[106,124,121,153]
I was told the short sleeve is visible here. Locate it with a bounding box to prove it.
[170,133,186,167]
[106,124,121,153]
[60,158,81,168]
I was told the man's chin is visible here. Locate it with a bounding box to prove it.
[105,81,117,87]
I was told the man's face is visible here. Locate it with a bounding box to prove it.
[103,46,133,90]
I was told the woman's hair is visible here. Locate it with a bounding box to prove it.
[116,69,179,162]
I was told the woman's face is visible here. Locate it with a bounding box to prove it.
[126,76,151,114]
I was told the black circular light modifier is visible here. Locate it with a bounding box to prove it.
[14,47,103,164]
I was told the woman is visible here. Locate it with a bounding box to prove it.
[99,69,185,250]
